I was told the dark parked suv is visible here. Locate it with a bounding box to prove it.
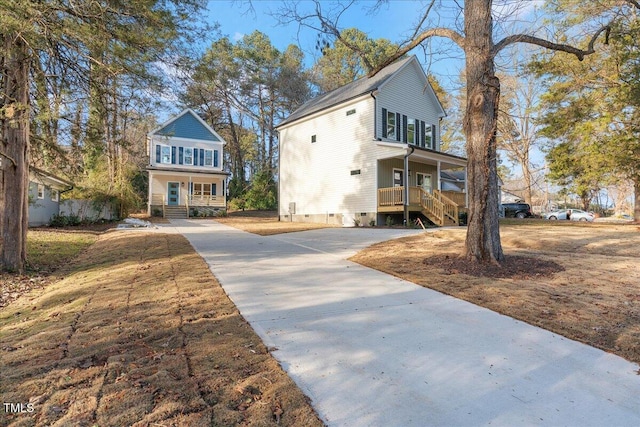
[501,203,532,219]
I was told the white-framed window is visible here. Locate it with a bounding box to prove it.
[184,147,193,165]
[386,110,396,140]
[160,144,171,164]
[407,120,415,145]
[417,172,433,193]
[203,149,213,167]
[425,126,433,149]
[37,184,45,199]
[193,183,212,198]
[51,189,59,202]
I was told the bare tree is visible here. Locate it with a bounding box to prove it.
[497,68,546,207]
[277,0,609,264]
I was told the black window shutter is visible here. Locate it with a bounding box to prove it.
[402,115,408,143]
[395,113,401,141]
[431,124,437,149]
[212,183,217,196]
[178,147,184,164]
[200,149,205,166]
[214,150,219,168]
[420,121,426,147]
[155,145,161,163]
[194,148,199,166]
[381,108,387,138]
[171,146,176,164]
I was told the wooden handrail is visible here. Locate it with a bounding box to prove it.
[376,186,459,226]
[187,195,226,207]
[433,189,459,224]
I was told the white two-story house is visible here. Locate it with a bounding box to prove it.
[147,109,227,218]
[277,55,467,227]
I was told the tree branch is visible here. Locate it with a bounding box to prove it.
[625,0,640,10]
[368,28,465,76]
[0,151,17,168]
[492,24,611,61]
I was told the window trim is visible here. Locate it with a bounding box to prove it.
[192,182,212,198]
[407,120,416,145]
[425,125,433,149]
[184,147,193,165]
[37,184,45,200]
[51,189,59,202]
[160,144,171,164]
[386,110,396,140]
[203,149,213,167]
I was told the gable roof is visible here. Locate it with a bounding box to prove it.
[150,109,224,143]
[277,55,444,128]
[29,166,73,190]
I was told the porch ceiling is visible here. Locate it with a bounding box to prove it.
[376,142,467,170]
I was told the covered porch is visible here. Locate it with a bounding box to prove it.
[147,168,228,218]
[376,142,467,226]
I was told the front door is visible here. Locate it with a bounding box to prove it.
[167,182,180,206]
[417,173,433,193]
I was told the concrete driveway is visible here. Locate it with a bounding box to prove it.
[166,219,640,427]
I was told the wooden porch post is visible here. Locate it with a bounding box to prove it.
[147,172,153,215]
[404,146,414,225]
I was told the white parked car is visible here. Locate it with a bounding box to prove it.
[545,209,594,222]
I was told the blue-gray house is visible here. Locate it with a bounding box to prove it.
[28,167,73,226]
[147,109,228,217]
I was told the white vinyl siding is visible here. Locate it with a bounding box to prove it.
[279,96,378,218]
[376,60,443,151]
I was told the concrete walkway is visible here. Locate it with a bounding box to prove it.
[165,219,640,427]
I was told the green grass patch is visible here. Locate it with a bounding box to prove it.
[26,230,99,272]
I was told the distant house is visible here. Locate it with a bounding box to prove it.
[147,109,228,218]
[28,167,73,226]
[277,55,467,226]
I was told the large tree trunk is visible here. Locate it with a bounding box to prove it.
[1,35,30,273]
[463,0,505,263]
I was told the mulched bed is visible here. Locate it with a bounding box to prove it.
[426,254,565,279]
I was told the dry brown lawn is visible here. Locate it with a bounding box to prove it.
[215,210,338,235]
[350,221,640,366]
[1,231,323,427]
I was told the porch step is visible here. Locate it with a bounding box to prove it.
[164,206,188,219]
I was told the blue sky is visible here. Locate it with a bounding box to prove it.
[204,1,466,89]
[203,1,544,92]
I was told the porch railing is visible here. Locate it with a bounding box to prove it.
[377,186,460,226]
[378,186,422,206]
[432,189,459,226]
[440,190,466,207]
[151,193,166,217]
[187,195,225,208]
